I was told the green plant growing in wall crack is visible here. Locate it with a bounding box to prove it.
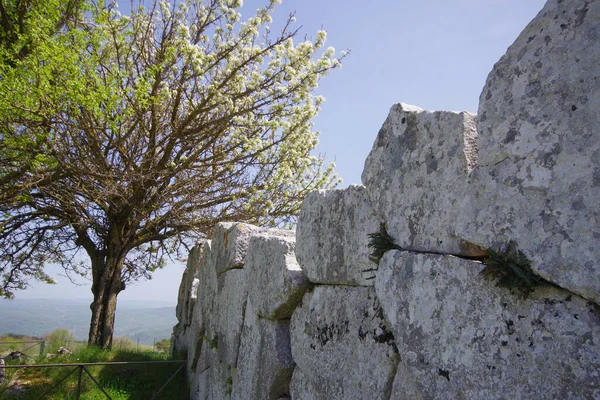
[480,241,551,299]
[364,223,403,280]
[365,224,550,298]
[204,333,218,350]
[367,223,404,264]
[225,376,233,396]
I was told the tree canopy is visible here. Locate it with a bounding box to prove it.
[0,0,342,347]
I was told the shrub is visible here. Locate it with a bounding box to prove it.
[154,339,171,353]
[45,328,74,353]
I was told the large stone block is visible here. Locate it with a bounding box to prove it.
[246,235,309,320]
[187,241,217,373]
[289,367,326,400]
[216,269,249,367]
[191,360,232,400]
[175,242,205,325]
[172,242,205,356]
[290,286,399,400]
[211,222,261,276]
[375,251,600,399]
[362,103,479,256]
[456,0,600,303]
[231,300,295,400]
[211,222,294,276]
[295,185,381,286]
[188,322,227,400]
[194,330,218,375]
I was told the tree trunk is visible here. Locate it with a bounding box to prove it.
[88,251,125,348]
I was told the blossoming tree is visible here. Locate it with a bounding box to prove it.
[0,0,342,348]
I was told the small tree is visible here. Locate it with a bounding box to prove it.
[0,0,342,348]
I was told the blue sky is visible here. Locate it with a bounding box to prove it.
[19,0,546,304]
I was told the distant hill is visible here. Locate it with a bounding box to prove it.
[0,298,177,345]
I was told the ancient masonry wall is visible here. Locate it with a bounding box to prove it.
[171,1,600,398]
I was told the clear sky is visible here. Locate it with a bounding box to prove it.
[19,0,546,305]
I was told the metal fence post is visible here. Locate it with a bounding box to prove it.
[0,357,5,384]
[39,341,45,359]
[76,365,83,400]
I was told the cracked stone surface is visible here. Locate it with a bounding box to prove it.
[290,286,399,400]
[375,250,600,400]
[216,269,249,367]
[175,242,203,327]
[246,235,309,320]
[192,359,232,400]
[456,0,600,304]
[231,300,295,400]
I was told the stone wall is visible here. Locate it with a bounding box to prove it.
[171,1,600,398]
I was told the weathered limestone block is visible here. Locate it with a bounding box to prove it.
[362,103,479,256]
[456,0,600,303]
[295,185,381,286]
[212,222,261,276]
[172,242,205,355]
[189,318,234,400]
[189,370,205,400]
[188,312,229,400]
[216,269,249,367]
[192,360,233,400]
[246,236,309,320]
[231,300,295,400]
[290,286,399,400]
[289,367,326,400]
[170,326,186,359]
[212,222,294,276]
[193,328,218,375]
[175,242,204,326]
[375,251,600,400]
[187,241,217,373]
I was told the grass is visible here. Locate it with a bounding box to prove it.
[0,343,188,400]
[0,334,46,361]
[367,223,403,265]
[480,241,551,299]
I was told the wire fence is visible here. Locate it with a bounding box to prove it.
[0,341,46,360]
[1,360,186,400]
